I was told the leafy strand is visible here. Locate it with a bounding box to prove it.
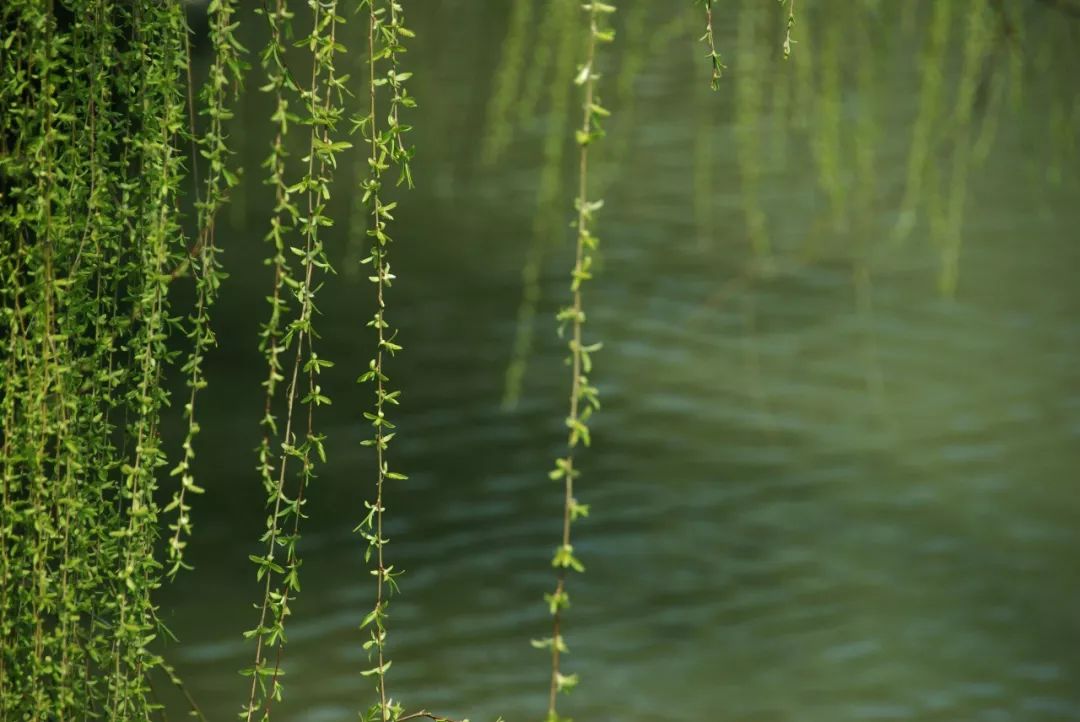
[355,1,416,719]
[698,0,725,89]
[538,3,613,721]
[109,2,190,718]
[242,0,345,717]
[167,0,245,580]
[353,14,479,722]
[4,3,72,715]
[261,0,345,714]
[780,0,796,59]
[242,0,297,712]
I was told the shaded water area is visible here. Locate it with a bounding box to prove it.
[160,2,1080,720]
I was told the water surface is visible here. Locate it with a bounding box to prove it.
[160,3,1080,721]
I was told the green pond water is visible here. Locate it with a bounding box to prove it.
[158,3,1080,721]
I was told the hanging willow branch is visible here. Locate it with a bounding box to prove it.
[0,0,218,715]
[355,1,416,719]
[243,0,297,711]
[167,0,244,580]
[780,0,796,59]
[353,6,485,722]
[698,0,725,89]
[534,3,613,722]
[242,0,345,718]
[108,3,194,719]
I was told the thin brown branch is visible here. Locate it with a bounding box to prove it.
[398,711,465,722]
[159,660,209,722]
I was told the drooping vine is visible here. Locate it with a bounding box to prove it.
[1,3,78,715]
[0,4,235,715]
[694,13,716,248]
[108,4,192,717]
[3,1,162,716]
[167,0,244,580]
[242,0,345,718]
[536,4,614,721]
[780,0,796,59]
[0,0,217,715]
[250,0,296,632]
[242,0,298,715]
[355,1,415,719]
[698,0,726,89]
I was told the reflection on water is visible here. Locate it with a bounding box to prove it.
[161,2,1080,721]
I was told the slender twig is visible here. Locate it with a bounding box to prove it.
[782,0,797,59]
[159,661,210,722]
[368,2,390,713]
[700,0,725,89]
[244,0,341,717]
[545,3,611,718]
[398,712,465,722]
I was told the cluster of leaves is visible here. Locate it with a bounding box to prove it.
[241,0,347,718]
[533,3,614,722]
[0,0,236,718]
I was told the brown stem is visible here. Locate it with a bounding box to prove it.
[398,711,464,722]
